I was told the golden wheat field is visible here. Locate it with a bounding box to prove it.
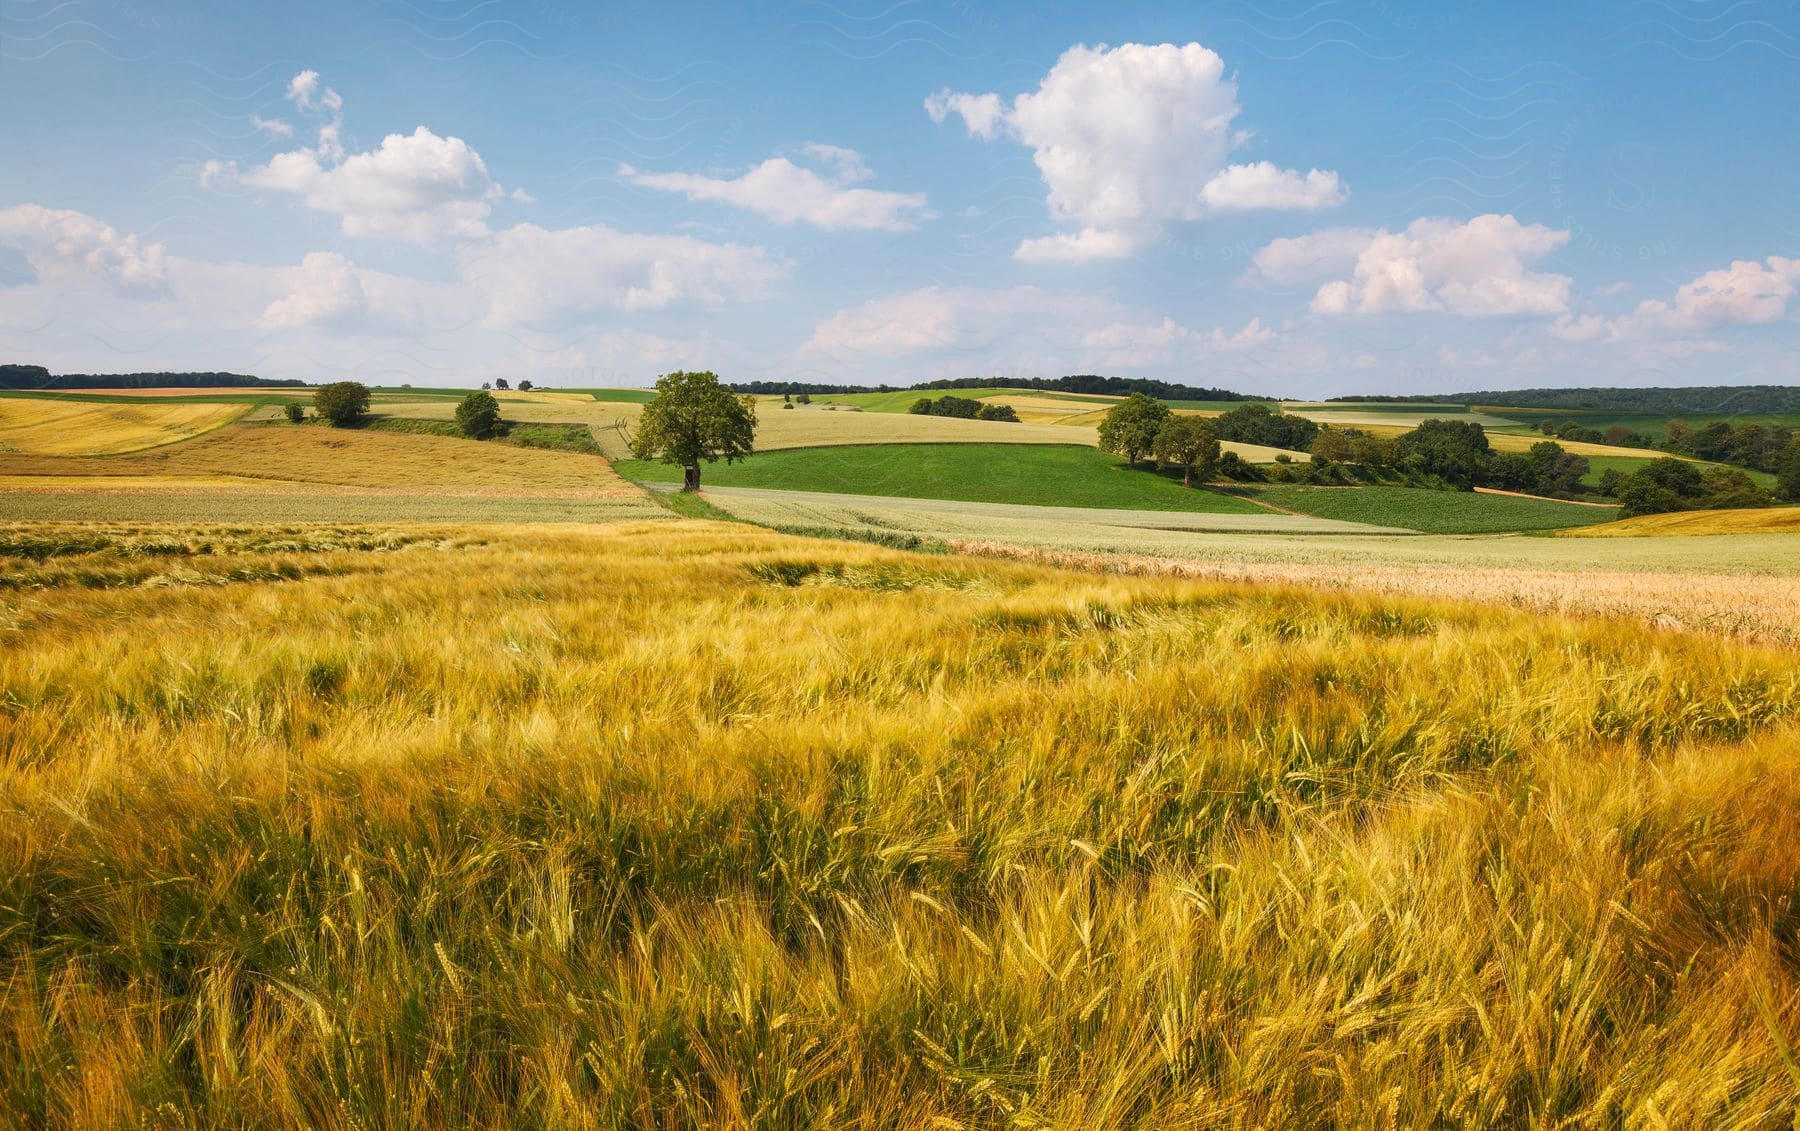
[0,398,248,455]
[1565,506,1800,537]
[0,424,635,494]
[1,516,1798,1128]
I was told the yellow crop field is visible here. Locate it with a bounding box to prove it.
[1564,505,1800,537]
[974,392,1117,424]
[0,519,1796,1126]
[0,397,248,455]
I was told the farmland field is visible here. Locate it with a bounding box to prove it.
[2,518,1798,1127]
[0,391,1798,1128]
[620,443,1267,513]
[0,396,249,454]
[1248,484,1616,533]
[1564,505,1800,537]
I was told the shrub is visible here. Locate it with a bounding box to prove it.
[1212,403,1320,450]
[975,404,1019,423]
[455,391,502,439]
[312,381,370,427]
[283,402,305,424]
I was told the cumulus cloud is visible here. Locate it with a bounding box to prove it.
[259,251,463,331]
[1605,256,1800,338]
[243,125,503,243]
[1251,215,1572,317]
[926,42,1346,260]
[1199,162,1345,213]
[620,145,930,232]
[0,204,170,297]
[460,222,789,326]
[212,71,505,244]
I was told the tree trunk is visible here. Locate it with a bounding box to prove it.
[1182,465,1191,486]
[683,465,700,492]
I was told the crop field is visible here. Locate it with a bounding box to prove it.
[1248,484,1616,533]
[0,396,249,455]
[621,443,1268,513]
[809,388,1113,414]
[1564,505,1800,537]
[694,484,1405,536]
[0,423,664,525]
[1,520,1797,1127]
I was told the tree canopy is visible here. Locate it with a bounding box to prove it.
[1151,416,1221,486]
[313,381,370,428]
[1211,403,1320,451]
[455,391,501,439]
[1096,394,1171,467]
[630,371,757,490]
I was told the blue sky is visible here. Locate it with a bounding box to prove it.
[2,0,1797,395]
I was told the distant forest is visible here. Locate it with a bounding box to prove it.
[1334,386,1800,415]
[730,375,1257,400]
[0,364,305,390]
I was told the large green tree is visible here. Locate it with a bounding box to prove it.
[1151,416,1221,486]
[630,371,757,491]
[312,381,370,428]
[1097,393,1170,467]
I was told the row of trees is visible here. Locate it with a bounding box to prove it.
[907,395,1019,422]
[1606,459,1777,517]
[1532,415,1796,473]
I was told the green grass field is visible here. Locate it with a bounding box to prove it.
[1248,484,1616,533]
[620,443,1266,513]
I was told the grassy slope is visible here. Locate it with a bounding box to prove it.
[620,443,1265,513]
[1250,484,1616,533]
[1,522,1797,1126]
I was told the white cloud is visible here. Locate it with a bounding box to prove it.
[0,203,170,297]
[1612,256,1800,336]
[285,69,343,162]
[259,251,462,331]
[1247,227,1376,287]
[1252,215,1571,317]
[800,284,1274,373]
[250,113,293,138]
[799,143,872,183]
[1547,257,1800,345]
[0,202,787,385]
[1015,227,1143,262]
[1080,315,1275,368]
[1199,162,1345,213]
[212,71,503,244]
[460,222,789,325]
[923,89,1005,139]
[928,42,1345,260]
[242,125,502,243]
[620,146,929,232]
